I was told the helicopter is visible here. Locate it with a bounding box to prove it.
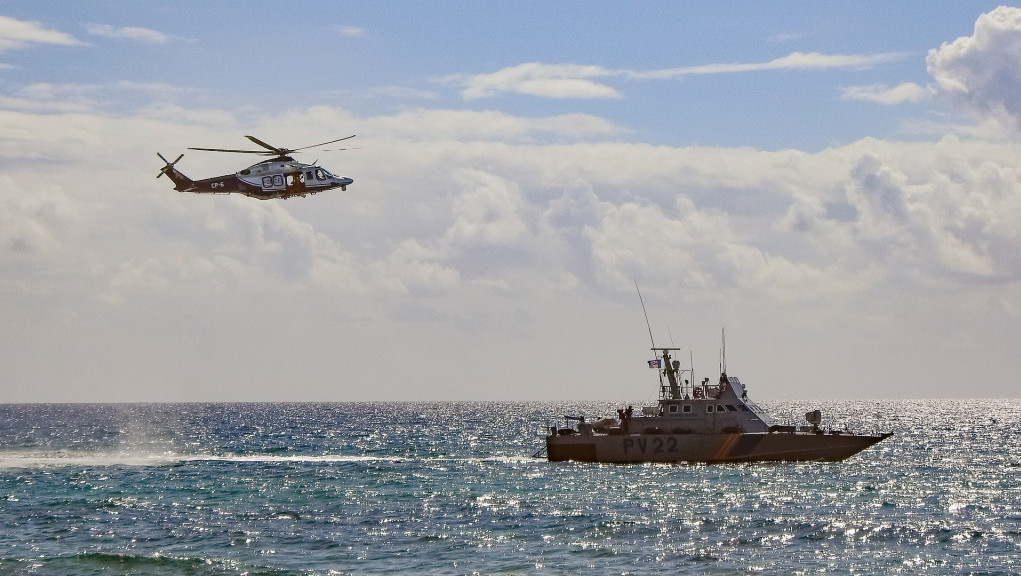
[157,135,355,200]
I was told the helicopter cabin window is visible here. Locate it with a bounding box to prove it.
[306,171,314,181]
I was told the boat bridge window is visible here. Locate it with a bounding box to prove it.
[717,405,725,412]
[683,405,692,413]
[706,405,714,413]
[725,405,737,412]
[669,405,677,413]
[739,405,749,411]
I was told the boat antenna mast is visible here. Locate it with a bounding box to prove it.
[635,280,656,349]
[634,280,685,399]
[720,327,727,375]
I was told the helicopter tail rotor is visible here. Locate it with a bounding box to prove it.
[156,152,195,191]
[156,152,184,178]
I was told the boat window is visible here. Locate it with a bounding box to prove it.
[669,405,677,413]
[739,405,749,411]
[726,405,737,412]
[683,405,691,413]
[706,405,714,413]
[717,405,725,412]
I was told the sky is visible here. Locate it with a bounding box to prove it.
[2,2,1021,402]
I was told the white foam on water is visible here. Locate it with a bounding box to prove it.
[0,450,544,469]
[0,450,182,469]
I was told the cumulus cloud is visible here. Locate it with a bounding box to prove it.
[452,52,909,100]
[927,6,1021,133]
[0,14,82,52]
[0,176,77,254]
[3,94,1021,399]
[369,239,460,294]
[444,169,529,248]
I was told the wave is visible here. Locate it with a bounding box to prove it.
[0,450,541,469]
[2,551,303,576]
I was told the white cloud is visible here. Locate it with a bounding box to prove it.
[369,239,460,294]
[453,63,621,100]
[0,14,82,52]
[358,107,622,141]
[453,52,909,100]
[629,51,909,79]
[335,25,365,38]
[3,98,1021,399]
[841,82,928,105]
[767,32,802,43]
[0,81,197,114]
[0,176,77,255]
[444,169,529,247]
[927,6,1021,133]
[85,23,175,44]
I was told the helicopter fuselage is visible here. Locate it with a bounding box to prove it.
[161,156,353,200]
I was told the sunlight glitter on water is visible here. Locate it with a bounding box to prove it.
[0,400,1018,575]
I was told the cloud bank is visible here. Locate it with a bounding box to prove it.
[3,8,1021,401]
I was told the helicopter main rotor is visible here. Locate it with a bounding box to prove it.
[189,135,356,157]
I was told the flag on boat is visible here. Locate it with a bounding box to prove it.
[648,359,661,368]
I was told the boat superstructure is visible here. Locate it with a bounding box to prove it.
[543,347,891,463]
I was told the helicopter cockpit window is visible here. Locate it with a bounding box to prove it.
[315,169,328,181]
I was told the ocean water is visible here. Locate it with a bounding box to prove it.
[0,400,1017,575]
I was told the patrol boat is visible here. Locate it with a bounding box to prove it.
[543,347,892,463]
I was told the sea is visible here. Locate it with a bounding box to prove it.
[0,400,1017,576]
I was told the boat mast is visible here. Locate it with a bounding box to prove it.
[720,327,727,375]
[635,280,656,349]
[652,347,682,399]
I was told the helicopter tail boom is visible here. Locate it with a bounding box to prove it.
[157,153,196,191]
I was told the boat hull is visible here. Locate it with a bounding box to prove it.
[546,431,891,463]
